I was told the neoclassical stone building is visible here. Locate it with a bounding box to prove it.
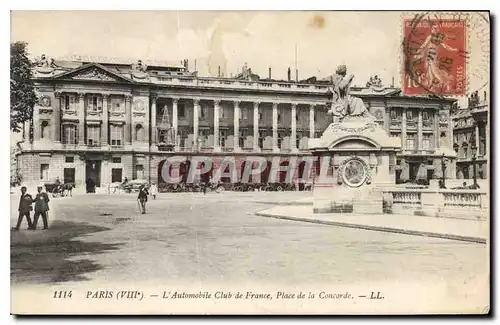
[15,55,458,187]
[452,91,489,179]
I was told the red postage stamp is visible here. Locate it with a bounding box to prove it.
[403,17,467,96]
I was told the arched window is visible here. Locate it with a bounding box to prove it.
[135,124,144,142]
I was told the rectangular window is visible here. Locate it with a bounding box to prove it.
[259,112,263,121]
[40,164,49,180]
[406,134,416,150]
[87,126,101,146]
[64,94,76,110]
[219,106,225,119]
[111,168,123,183]
[240,107,248,120]
[178,103,186,118]
[219,129,227,147]
[112,157,121,164]
[110,125,123,147]
[65,156,74,163]
[87,95,102,111]
[62,124,78,144]
[136,165,144,179]
[422,135,432,150]
[111,97,122,112]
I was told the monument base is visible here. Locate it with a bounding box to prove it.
[313,185,383,214]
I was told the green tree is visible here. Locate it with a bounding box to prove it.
[10,41,37,138]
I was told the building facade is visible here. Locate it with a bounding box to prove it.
[452,91,489,179]
[15,55,458,187]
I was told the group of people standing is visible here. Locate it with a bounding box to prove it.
[13,185,51,231]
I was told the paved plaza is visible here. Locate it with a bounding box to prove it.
[11,191,488,286]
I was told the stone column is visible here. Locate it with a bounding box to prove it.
[33,101,40,142]
[447,109,453,149]
[151,95,157,144]
[434,110,439,149]
[401,107,407,150]
[213,100,220,152]
[233,101,240,151]
[417,108,423,152]
[193,99,200,149]
[253,102,260,151]
[102,94,109,146]
[272,102,279,152]
[125,95,132,145]
[291,103,297,151]
[475,122,480,151]
[53,92,61,143]
[78,93,85,145]
[309,104,315,138]
[172,98,179,150]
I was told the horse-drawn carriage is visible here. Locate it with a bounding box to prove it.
[44,180,75,197]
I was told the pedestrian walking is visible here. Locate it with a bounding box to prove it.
[12,186,33,231]
[137,185,149,214]
[150,183,157,200]
[32,185,50,230]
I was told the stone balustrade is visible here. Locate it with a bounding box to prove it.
[383,188,488,220]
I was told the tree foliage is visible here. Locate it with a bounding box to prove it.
[11,41,37,133]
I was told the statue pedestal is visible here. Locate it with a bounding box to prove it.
[309,116,401,215]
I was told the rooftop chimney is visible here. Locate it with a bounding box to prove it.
[269,67,272,79]
[218,66,221,77]
[287,67,291,81]
[295,69,298,82]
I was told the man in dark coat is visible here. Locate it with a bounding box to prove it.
[33,185,50,230]
[137,185,149,214]
[12,186,33,230]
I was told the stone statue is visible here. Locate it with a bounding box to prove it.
[131,60,149,80]
[366,74,383,88]
[37,54,50,68]
[133,60,147,72]
[328,65,375,122]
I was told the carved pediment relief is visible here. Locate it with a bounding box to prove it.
[54,63,133,84]
[70,67,121,82]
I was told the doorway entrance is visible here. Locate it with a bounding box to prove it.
[86,160,102,187]
[64,168,76,184]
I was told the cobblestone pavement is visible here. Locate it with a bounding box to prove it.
[10,191,488,286]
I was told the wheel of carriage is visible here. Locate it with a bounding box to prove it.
[52,188,60,198]
[216,185,225,193]
[276,185,284,192]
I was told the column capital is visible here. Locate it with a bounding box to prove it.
[234,101,240,107]
[291,103,297,109]
[172,97,179,104]
[193,98,200,106]
[102,94,109,100]
[78,92,85,99]
[214,100,221,106]
[54,91,61,99]
[253,102,260,108]
[272,102,278,109]
[125,95,133,102]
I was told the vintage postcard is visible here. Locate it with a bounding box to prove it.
[10,11,490,315]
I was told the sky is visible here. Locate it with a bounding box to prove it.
[11,11,403,86]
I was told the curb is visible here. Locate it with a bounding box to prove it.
[253,201,313,206]
[255,211,486,244]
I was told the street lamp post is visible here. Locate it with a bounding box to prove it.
[471,144,478,187]
[440,153,447,188]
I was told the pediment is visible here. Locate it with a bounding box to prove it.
[52,63,134,83]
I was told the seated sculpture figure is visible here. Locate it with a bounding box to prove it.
[328,65,375,122]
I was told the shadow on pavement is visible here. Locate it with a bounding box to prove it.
[11,220,123,284]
